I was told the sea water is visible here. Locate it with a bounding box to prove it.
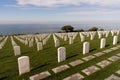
[0,22,120,35]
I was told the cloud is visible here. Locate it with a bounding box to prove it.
[64,10,120,16]
[17,0,120,7]
[3,4,23,8]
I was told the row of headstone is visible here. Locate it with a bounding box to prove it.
[17,34,51,75]
[35,36,39,43]
[111,30,120,36]
[79,33,85,42]
[0,36,8,49]
[16,31,120,76]
[0,36,4,41]
[97,30,120,39]
[68,33,78,40]
[57,42,90,63]
[14,36,27,45]
[15,35,28,45]
[16,30,118,49]
[14,33,51,46]
[37,34,49,40]
[42,34,51,46]
[14,34,51,51]
[11,36,21,56]
[11,36,17,46]
[79,32,96,41]
[97,31,110,39]
[53,34,60,47]
[57,35,119,62]
[14,30,119,56]
[90,32,96,40]
[14,30,120,48]
[83,36,118,54]
[68,33,78,44]
[55,33,68,41]
[55,32,78,44]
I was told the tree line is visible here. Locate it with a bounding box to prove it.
[61,25,104,32]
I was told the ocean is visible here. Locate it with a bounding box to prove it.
[0,22,120,35]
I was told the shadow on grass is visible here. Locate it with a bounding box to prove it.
[31,62,49,71]
[118,41,120,43]
[66,54,78,60]
[0,76,8,80]
[73,41,80,44]
[89,48,97,52]
[44,47,52,50]
[61,43,68,46]
[22,51,31,54]
[0,55,12,60]
[105,44,110,47]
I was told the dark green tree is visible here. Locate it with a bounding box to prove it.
[99,28,104,31]
[61,25,74,32]
[88,27,98,31]
[74,29,84,32]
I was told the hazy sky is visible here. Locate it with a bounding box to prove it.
[0,0,120,24]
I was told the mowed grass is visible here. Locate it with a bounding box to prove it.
[0,32,120,80]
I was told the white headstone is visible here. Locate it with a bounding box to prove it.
[37,42,43,51]
[90,35,94,40]
[113,36,118,45]
[35,38,38,43]
[18,56,30,75]
[86,33,89,37]
[14,46,21,56]
[100,38,106,49]
[64,36,67,41]
[43,39,46,45]
[55,39,60,47]
[83,42,90,54]
[25,40,28,45]
[117,31,120,35]
[98,34,102,39]
[57,47,66,62]
[0,45,2,49]
[81,36,85,42]
[105,31,109,37]
[69,37,73,44]
[111,31,114,36]
[29,41,33,47]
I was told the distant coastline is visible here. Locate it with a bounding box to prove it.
[0,23,120,35]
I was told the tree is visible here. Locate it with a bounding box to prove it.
[99,28,104,31]
[88,27,98,31]
[61,25,74,32]
[74,29,84,32]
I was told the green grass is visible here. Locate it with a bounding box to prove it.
[0,33,120,80]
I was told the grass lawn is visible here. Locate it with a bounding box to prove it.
[0,32,120,80]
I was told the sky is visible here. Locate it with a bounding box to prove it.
[0,0,120,24]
